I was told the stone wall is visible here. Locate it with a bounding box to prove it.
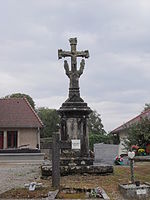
[40,137,52,160]
[0,153,44,163]
[94,143,119,165]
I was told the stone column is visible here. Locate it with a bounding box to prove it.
[17,130,20,148]
[3,131,7,149]
[37,128,40,149]
[81,117,89,157]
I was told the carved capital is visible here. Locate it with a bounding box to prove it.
[69,38,77,45]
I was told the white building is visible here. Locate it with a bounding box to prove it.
[111,109,150,156]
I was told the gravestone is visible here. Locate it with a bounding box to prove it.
[94,143,119,165]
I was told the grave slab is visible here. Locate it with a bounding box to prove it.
[119,183,150,199]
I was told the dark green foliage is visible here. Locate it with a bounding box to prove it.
[5,93,35,109]
[89,133,111,150]
[111,134,120,145]
[37,107,60,138]
[88,110,111,150]
[124,118,150,150]
[88,110,106,135]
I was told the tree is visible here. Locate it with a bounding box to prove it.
[38,107,110,149]
[37,107,60,138]
[5,93,35,109]
[124,118,150,150]
[88,110,111,150]
[89,134,111,150]
[88,110,106,135]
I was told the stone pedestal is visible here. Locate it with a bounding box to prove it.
[58,88,91,157]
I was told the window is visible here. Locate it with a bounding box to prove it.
[7,131,17,148]
[0,131,3,149]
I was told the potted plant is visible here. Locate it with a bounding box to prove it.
[138,148,146,156]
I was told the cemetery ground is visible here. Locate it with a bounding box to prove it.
[0,162,150,199]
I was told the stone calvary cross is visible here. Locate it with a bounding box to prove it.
[58,38,89,89]
[58,38,91,157]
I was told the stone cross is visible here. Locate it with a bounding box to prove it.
[58,38,89,88]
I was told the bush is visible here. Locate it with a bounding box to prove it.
[89,133,111,150]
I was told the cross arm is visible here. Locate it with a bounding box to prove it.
[77,50,89,58]
[58,49,72,59]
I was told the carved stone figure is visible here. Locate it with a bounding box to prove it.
[63,59,85,88]
[58,38,89,91]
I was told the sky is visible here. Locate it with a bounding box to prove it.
[0,0,150,132]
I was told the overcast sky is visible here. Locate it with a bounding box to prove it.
[0,0,150,132]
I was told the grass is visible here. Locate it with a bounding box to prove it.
[58,192,86,199]
[60,162,150,200]
[0,162,150,199]
[0,187,51,199]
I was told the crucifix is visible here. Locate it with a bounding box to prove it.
[58,38,91,157]
[58,38,89,89]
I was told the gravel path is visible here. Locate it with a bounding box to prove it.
[0,163,41,194]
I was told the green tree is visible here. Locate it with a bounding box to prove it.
[37,107,60,138]
[5,93,35,109]
[88,110,111,150]
[124,118,150,150]
[88,110,106,135]
[89,134,111,150]
[37,107,111,148]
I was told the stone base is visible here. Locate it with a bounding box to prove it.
[41,164,113,177]
[119,183,150,199]
[60,157,94,166]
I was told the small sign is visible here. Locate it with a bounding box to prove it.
[136,189,147,195]
[72,139,80,150]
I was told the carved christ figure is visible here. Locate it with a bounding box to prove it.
[58,37,89,89]
[64,59,85,88]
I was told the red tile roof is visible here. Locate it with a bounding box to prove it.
[0,98,43,128]
[111,109,150,133]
